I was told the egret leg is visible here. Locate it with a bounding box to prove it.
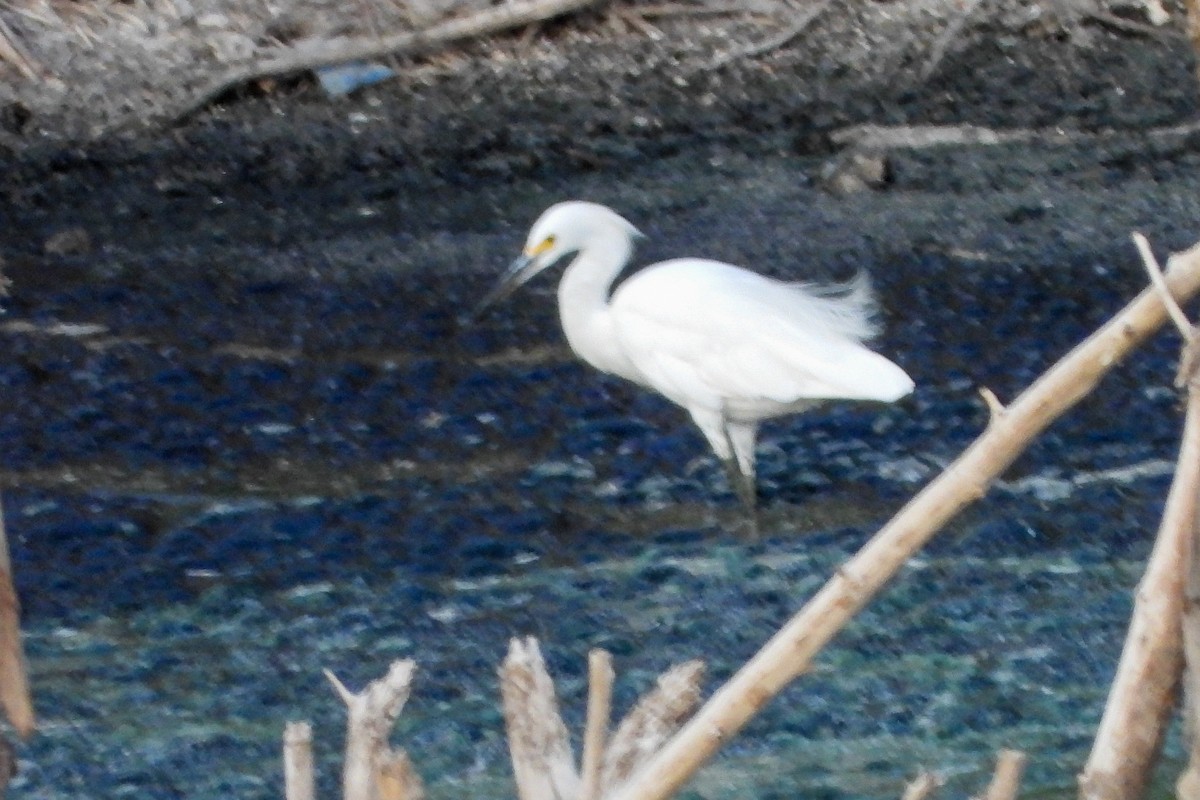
[689,407,760,535]
[720,417,760,538]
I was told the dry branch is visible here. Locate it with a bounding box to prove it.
[283,721,315,800]
[981,749,1027,800]
[327,660,419,800]
[601,660,704,794]
[609,238,1200,800]
[1179,510,1200,800]
[830,119,1200,154]
[1080,244,1200,800]
[0,503,33,739]
[166,0,606,125]
[499,637,580,800]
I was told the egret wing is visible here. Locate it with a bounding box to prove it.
[610,259,912,410]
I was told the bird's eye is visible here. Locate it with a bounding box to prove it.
[526,235,556,257]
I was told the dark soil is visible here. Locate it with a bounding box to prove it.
[2,14,1200,800]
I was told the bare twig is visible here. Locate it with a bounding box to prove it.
[978,386,1006,421]
[581,650,614,800]
[634,2,759,19]
[283,721,315,800]
[980,749,1027,800]
[1134,232,1192,338]
[609,239,1200,800]
[165,0,606,125]
[699,0,833,72]
[918,0,983,81]
[1080,266,1200,799]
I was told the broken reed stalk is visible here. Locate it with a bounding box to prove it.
[499,637,581,800]
[600,660,704,794]
[0,502,33,739]
[982,749,1027,800]
[609,238,1200,800]
[283,721,315,800]
[581,650,614,800]
[1078,242,1200,800]
[327,659,419,800]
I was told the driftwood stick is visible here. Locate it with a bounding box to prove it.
[830,119,1200,153]
[1080,249,1200,800]
[499,637,580,800]
[168,0,605,124]
[581,649,614,800]
[0,502,33,739]
[609,238,1200,800]
[327,660,418,800]
[981,749,1027,800]
[283,721,315,800]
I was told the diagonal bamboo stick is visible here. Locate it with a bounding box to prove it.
[610,238,1200,800]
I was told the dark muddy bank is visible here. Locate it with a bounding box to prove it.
[1,18,1200,800]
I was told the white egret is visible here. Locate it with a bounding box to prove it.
[474,201,914,509]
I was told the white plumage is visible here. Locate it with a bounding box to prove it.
[475,201,913,508]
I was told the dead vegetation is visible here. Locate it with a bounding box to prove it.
[0,0,1185,143]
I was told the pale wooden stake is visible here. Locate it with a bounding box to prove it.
[283,721,315,800]
[327,660,418,800]
[499,637,580,800]
[1080,241,1200,800]
[581,649,614,800]
[0,502,33,739]
[981,749,1027,800]
[610,239,1200,800]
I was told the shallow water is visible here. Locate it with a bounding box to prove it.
[4,114,1200,798]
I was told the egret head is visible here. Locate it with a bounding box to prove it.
[472,201,641,318]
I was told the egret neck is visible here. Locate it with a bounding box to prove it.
[556,229,643,383]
